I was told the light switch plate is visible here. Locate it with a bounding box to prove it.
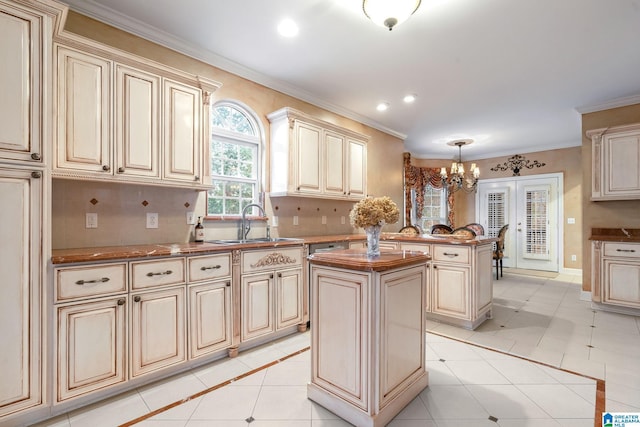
[293,215,299,226]
[186,211,195,225]
[321,215,327,225]
[86,213,98,229]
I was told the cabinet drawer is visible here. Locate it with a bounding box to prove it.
[400,243,431,254]
[130,257,185,290]
[55,263,127,302]
[242,247,303,274]
[188,253,232,283]
[432,245,470,264]
[603,242,640,259]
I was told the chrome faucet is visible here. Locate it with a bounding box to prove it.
[240,203,268,241]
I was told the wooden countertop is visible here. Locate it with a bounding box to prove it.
[308,248,431,272]
[51,233,496,265]
[589,228,640,243]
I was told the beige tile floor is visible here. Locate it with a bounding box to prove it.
[32,269,640,427]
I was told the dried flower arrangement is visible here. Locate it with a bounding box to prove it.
[349,196,400,229]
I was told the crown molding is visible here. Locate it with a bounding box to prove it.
[576,93,640,114]
[63,0,407,141]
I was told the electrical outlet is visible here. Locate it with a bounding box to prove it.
[571,254,577,261]
[272,216,279,227]
[321,215,327,225]
[186,211,195,225]
[86,213,98,229]
[567,217,576,224]
[341,216,346,225]
[293,215,299,226]
[146,213,159,229]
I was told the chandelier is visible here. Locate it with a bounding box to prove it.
[362,0,421,31]
[440,139,480,193]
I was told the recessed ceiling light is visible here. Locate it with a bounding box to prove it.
[278,18,299,37]
[376,102,389,112]
[403,94,417,103]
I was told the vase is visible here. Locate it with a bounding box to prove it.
[364,224,382,257]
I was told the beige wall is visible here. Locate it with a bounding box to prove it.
[53,12,404,249]
[412,145,583,272]
[581,103,640,292]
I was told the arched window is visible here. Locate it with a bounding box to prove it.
[207,101,262,216]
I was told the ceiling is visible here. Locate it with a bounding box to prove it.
[62,0,640,160]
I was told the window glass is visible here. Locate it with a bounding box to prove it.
[413,185,448,232]
[207,103,261,216]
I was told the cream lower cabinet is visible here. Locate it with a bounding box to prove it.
[0,166,45,419]
[592,241,640,313]
[56,296,127,401]
[240,247,304,343]
[428,243,493,330]
[130,286,186,377]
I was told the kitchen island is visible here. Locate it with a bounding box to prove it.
[307,249,430,427]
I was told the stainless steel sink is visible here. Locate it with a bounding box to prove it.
[206,237,302,245]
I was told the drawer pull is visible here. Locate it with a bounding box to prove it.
[75,277,110,285]
[616,249,636,253]
[200,265,221,271]
[443,252,459,257]
[146,270,173,277]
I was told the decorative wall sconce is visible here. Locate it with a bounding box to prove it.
[490,154,546,176]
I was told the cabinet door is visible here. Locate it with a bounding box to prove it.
[347,138,367,199]
[431,264,470,320]
[56,296,127,402]
[162,79,202,184]
[55,45,112,174]
[130,287,186,377]
[115,64,160,179]
[603,260,640,308]
[294,120,322,194]
[324,131,345,197]
[0,4,44,163]
[276,268,303,330]
[241,272,274,341]
[188,280,232,359]
[0,167,43,417]
[603,130,640,198]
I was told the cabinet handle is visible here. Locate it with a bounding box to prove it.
[616,249,636,253]
[75,277,110,285]
[134,295,141,302]
[117,298,126,306]
[201,265,221,271]
[31,152,41,160]
[31,171,42,179]
[118,167,125,173]
[443,252,459,257]
[146,270,173,277]
[102,165,110,171]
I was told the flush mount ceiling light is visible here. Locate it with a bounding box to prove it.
[376,102,389,111]
[362,0,421,31]
[277,18,299,37]
[403,94,417,103]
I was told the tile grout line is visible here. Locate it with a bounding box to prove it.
[117,346,310,427]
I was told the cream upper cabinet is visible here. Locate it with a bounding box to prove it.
[55,45,112,174]
[162,79,203,184]
[0,166,44,419]
[268,107,368,200]
[0,1,57,164]
[53,40,220,188]
[589,123,640,200]
[115,64,160,179]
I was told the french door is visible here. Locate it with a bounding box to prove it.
[477,174,561,272]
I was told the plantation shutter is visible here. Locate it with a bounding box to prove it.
[523,185,550,260]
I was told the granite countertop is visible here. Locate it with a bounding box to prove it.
[589,228,640,243]
[51,233,497,265]
[308,248,431,272]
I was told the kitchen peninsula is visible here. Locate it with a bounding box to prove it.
[307,249,430,427]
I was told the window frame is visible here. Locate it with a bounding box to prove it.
[206,100,265,219]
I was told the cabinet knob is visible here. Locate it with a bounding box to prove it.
[134,295,141,302]
[433,265,438,269]
[278,272,282,277]
[31,153,41,160]
[118,167,125,173]
[270,273,274,279]
[194,175,200,181]
[226,281,231,287]
[31,171,42,179]
[117,298,126,306]
[102,165,110,171]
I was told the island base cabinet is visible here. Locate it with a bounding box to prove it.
[130,287,186,378]
[431,265,470,319]
[308,263,428,427]
[56,296,127,402]
[188,281,232,359]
